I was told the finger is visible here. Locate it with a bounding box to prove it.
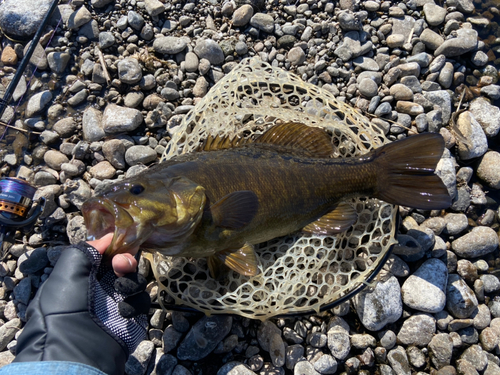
[112,253,138,277]
[86,233,114,255]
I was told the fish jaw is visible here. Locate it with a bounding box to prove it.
[82,198,149,258]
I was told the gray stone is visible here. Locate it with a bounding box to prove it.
[434,28,478,57]
[423,90,451,125]
[456,111,488,160]
[118,58,142,85]
[125,340,155,375]
[103,104,143,134]
[19,248,48,274]
[125,146,157,166]
[387,346,411,375]
[0,319,22,351]
[429,333,453,369]
[68,6,92,30]
[144,0,165,16]
[353,276,402,331]
[294,360,320,375]
[313,354,337,374]
[452,226,499,258]
[44,150,69,170]
[446,274,479,319]
[420,29,444,51]
[26,90,52,117]
[327,327,350,360]
[390,84,413,101]
[127,11,144,31]
[423,3,446,26]
[386,34,405,48]
[480,275,500,294]
[338,10,364,30]
[233,4,253,27]
[194,39,225,65]
[455,0,475,13]
[249,13,274,33]
[469,97,500,138]
[397,313,436,347]
[99,31,115,49]
[82,107,105,142]
[153,37,187,55]
[287,47,306,66]
[47,52,71,74]
[472,51,489,67]
[401,258,448,313]
[52,117,77,138]
[438,62,454,89]
[358,78,378,98]
[162,325,183,354]
[0,0,52,40]
[461,345,488,372]
[177,316,232,360]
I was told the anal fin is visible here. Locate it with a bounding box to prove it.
[303,202,357,235]
[210,243,260,277]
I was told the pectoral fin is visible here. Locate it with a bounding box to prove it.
[211,191,259,229]
[303,202,357,235]
[210,243,259,277]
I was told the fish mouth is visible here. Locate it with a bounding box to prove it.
[82,198,141,258]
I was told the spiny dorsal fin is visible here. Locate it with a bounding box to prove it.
[211,191,259,229]
[255,122,334,158]
[198,133,248,151]
[197,122,334,157]
[302,202,357,235]
[214,243,259,277]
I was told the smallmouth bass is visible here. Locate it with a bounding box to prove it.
[82,123,451,277]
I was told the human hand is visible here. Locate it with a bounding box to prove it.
[87,233,138,277]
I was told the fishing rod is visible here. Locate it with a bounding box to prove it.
[0,0,61,120]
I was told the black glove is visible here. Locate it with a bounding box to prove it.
[14,242,149,375]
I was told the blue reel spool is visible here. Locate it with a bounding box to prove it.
[0,178,45,247]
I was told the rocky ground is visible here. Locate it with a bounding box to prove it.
[1,0,500,374]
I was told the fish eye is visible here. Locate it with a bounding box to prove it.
[129,184,145,195]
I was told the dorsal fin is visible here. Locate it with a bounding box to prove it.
[197,122,334,157]
[255,122,334,158]
[197,133,248,151]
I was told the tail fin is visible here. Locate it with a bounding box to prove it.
[374,133,451,210]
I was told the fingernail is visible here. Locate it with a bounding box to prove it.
[119,254,133,268]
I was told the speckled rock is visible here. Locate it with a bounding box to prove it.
[125,146,157,166]
[401,258,448,313]
[451,226,499,258]
[477,151,500,189]
[469,97,500,137]
[82,107,105,142]
[153,36,187,55]
[118,57,143,84]
[446,274,479,319]
[353,276,402,331]
[428,333,453,369]
[194,39,225,65]
[397,313,436,347]
[102,104,143,134]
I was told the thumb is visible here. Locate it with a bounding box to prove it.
[87,233,114,255]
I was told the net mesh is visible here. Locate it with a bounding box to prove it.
[147,58,398,320]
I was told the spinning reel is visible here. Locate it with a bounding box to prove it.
[0,177,46,255]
